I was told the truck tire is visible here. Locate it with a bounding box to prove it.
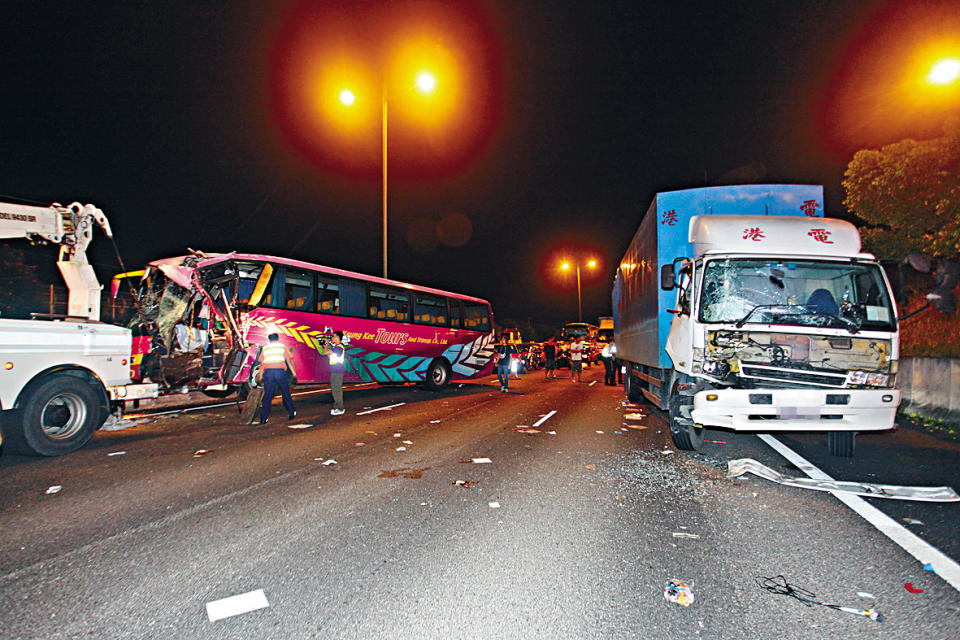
[827,431,855,457]
[425,359,451,391]
[624,370,643,403]
[668,376,704,451]
[8,375,103,456]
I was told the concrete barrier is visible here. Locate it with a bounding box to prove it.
[897,357,960,422]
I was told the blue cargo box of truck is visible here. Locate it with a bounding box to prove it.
[612,184,824,371]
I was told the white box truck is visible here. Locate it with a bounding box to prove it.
[613,185,900,456]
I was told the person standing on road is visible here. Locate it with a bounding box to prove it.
[257,333,296,424]
[601,341,615,385]
[543,336,557,379]
[495,334,518,392]
[327,330,347,415]
[569,336,584,383]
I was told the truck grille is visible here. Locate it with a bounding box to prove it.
[739,362,848,388]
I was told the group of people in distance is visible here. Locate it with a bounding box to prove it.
[494,334,623,392]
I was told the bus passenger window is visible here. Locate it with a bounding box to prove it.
[281,268,314,311]
[448,299,462,328]
[235,261,273,308]
[463,302,491,332]
[369,285,411,322]
[317,275,339,314]
[414,293,447,326]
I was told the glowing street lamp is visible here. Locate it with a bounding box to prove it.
[927,57,960,86]
[339,72,437,279]
[560,258,597,322]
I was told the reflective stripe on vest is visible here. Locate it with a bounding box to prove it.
[262,343,287,369]
[329,346,345,366]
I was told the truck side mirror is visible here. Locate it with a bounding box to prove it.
[660,264,675,290]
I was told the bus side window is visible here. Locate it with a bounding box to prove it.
[414,293,447,326]
[448,298,462,328]
[317,275,339,314]
[338,277,366,317]
[281,268,314,311]
[463,302,491,332]
[369,284,411,322]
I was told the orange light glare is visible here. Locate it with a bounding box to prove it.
[560,262,571,271]
[416,71,437,94]
[339,89,356,106]
[928,57,960,85]
[587,259,597,268]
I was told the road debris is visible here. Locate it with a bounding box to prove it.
[379,468,428,478]
[402,440,413,445]
[430,420,441,423]
[663,581,695,607]
[287,423,313,429]
[396,446,407,452]
[356,402,406,415]
[661,449,674,455]
[623,413,645,420]
[193,449,212,457]
[672,532,700,539]
[756,575,882,621]
[489,502,500,508]
[515,426,541,434]
[471,457,492,464]
[322,459,338,466]
[353,442,365,447]
[857,592,875,599]
[904,582,923,594]
[903,518,924,525]
[393,433,402,438]
[547,430,557,435]
[595,430,604,434]
[923,563,936,573]
[622,423,647,430]
[727,458,960,502]
[205,588,269,622]
[45,485,62,495]
[704,440,727,444]
[453,480,478,488]
[585,465,596,470]
[107,451,127,456]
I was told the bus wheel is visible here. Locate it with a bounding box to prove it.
[425,359,452,391]
[8,375,102,456]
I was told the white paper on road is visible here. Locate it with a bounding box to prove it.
[489,502,500,508]
[471,458,492,464]
[206,588,269,622]
[589,381,597,386]
[727,458,960,502]
[287,423,313,429]
[623,413,645,420]
[45,485,62,495]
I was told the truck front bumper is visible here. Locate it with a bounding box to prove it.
[691,388,900,432]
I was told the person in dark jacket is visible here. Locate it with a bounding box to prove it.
[543,336,558,379]
[495,334,518,392]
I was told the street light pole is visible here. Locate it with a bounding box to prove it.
[575,264,582,322]
[382,92,388,279]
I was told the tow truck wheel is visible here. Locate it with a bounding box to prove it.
[425,359,452,391]
[827,431,855,457]
[8,375,102,456]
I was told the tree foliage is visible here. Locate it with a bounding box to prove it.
[843,118,960,259]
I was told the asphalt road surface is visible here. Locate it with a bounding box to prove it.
[1,365,958,639]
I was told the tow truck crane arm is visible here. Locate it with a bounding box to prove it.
[0,201,113,320]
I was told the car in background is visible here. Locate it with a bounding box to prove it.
[519,343,544,371]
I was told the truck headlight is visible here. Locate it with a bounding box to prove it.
[866,372,888,387]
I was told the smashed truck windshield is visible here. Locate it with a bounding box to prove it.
[698,258,896,332]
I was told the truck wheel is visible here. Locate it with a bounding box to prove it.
[668,378,704,451]
[624,371,643,403]
[425,359,451,391]
[9,376,102,456]
[827,432,855,457]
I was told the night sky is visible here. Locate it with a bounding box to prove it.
[3,0,958,330]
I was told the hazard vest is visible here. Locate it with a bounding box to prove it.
[329,345,345,366]
[261,343,287,370]
[601,344,612,358]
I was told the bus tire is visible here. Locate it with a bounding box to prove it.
[8,375,102,456]
[425,359,452,391]
[827,431,855,457]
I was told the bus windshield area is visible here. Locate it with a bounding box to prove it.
[698,258,896,333]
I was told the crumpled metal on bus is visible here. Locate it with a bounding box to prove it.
[727,458,960,502]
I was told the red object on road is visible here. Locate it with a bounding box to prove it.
[904,582,924,593]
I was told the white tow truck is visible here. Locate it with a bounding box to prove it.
[0,201,157,456]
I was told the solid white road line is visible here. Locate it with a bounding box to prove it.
[532,410,557,428]
[356,402,406,416]
[758,433,960,593]
[205,588,269,622]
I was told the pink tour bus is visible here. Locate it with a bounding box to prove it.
[124,252,496,394]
